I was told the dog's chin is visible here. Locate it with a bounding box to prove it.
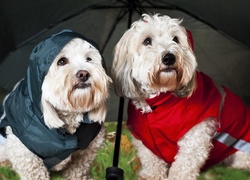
[159,66,178,77]
[160,67,177,73]
[154,68,178,91]
[74,82,91,89]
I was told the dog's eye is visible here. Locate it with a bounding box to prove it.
[173,36,179,43]
[57,57,69,66]
[86,57,92,62]
[143,37,152,46]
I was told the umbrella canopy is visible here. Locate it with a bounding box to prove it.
[0,0,250,122]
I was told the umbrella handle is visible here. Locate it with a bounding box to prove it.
[105,97,125,180]
[106,167,124,180]
[106,1,140,179]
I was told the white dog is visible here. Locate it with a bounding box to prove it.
[111,14,250,180]
[0,30,112,180]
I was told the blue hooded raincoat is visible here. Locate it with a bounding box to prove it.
[0,29,104,170]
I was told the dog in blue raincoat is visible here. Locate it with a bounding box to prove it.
[0,30,112,180]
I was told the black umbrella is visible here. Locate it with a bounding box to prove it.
[1,0,249,121]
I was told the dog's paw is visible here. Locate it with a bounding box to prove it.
[141,106,152,113]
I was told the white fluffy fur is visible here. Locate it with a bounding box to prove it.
[112,14,250,179]
[0,38,112,180]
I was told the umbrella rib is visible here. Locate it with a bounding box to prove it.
[100,7,129,53]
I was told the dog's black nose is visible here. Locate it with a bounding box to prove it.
[76,70,90,82]
[162,53,176,66]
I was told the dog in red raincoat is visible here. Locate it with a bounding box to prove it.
[111,14,250,180]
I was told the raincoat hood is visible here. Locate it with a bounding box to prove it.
[0,29,103,169]
[28,29,104,114]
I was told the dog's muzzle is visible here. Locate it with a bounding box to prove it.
[162,53,176,66]
[75,70,91,88]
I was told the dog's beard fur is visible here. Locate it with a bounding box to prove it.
[41,38,112,129]
[112,14,197,112]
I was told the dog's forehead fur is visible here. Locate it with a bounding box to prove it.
[58,38,102,64]
[132,14,185,38]
[121,14,190,56]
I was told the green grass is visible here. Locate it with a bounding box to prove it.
[1,122,250,180]
[91,123,138,180]
[90,140,137,180]
[0,167,19,180]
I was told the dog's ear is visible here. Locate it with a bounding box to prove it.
[41,96,65,128]
[174,74,196,98]
[186,29,194,51]
[111,31,142,99]
[88,103,107,124]
[174,28,197,98]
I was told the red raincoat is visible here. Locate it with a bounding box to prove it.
[127,71,250,169]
